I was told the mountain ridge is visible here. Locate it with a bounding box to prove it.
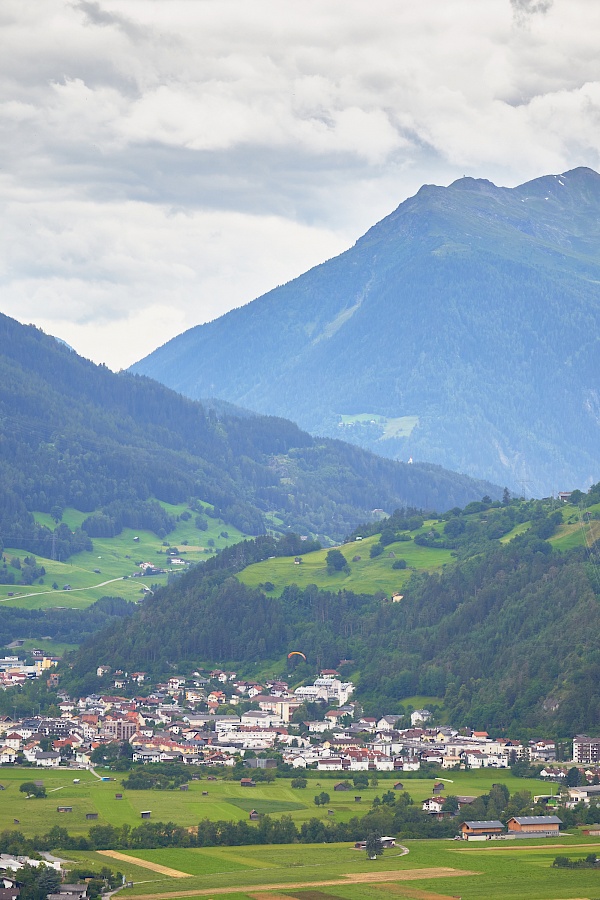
[132,167,600,494]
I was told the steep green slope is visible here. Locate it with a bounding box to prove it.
[132,167,600,494]
[67,492,600,732]
[0,313,500,555]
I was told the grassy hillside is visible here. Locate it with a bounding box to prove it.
[238,500,599,597]
[238,524,454,597]
[0,503,248,610]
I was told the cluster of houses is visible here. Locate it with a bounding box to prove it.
[0,653,58,687]
[0,854,91,900]
[2,663,600,800]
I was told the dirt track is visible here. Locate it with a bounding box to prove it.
[123,866,477,898]
[97,850,190,878]
[454,842,600,852]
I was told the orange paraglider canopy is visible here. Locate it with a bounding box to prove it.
[287,651,307,661]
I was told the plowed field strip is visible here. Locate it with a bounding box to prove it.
[125,866,477,898]
[98,850,190,878]
[454,842,600,852]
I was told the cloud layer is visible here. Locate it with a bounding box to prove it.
[1,0,599,368]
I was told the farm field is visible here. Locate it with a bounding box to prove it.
[0,502,248,610]
[0,767,546,837]
[59,836,600,900]
[238,529,454,597]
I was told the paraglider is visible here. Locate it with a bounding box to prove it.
[287,651,307,662]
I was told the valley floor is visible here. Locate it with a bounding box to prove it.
[62,837,600,900]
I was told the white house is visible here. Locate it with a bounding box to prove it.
[411,709,432,726]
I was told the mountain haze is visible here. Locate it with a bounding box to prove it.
[132,167,600,495]
[0,313,499,552]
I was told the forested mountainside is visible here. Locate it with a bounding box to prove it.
[67,493,600,734]
[133,167,600,495]
[0,313,499,553]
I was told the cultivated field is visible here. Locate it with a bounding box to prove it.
[58,836,600,900]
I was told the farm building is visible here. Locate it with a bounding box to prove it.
[460,820,505,840]
[507,816,562,836]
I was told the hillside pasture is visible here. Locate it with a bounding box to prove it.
[1,503,248,610]
[550,518,600,552]
[238,532,453,597]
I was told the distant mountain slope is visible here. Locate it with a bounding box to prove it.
[0,313,499,552]
[132,167,600,495]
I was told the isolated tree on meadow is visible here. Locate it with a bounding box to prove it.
[19,781,46,798]
[325,549,348,573]
[365,832,384,859]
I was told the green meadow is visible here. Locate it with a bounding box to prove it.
[338,413,419,439]
[59,836,600,900]
[238,529,454,597]
[1,766,589,900]
[0,767,545,837]
[0,502,248,611]
[550,517,600,551]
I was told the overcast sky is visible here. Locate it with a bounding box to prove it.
[2,0,599,370]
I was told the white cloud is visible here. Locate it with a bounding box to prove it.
[1,0,599,368]
[0,196,347,368]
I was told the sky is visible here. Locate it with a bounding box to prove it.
[2,0,600,370]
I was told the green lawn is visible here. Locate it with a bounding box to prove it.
[238,530,453,597]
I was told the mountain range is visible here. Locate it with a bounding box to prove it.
[0,312,498,553]
[132,167,600,496]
